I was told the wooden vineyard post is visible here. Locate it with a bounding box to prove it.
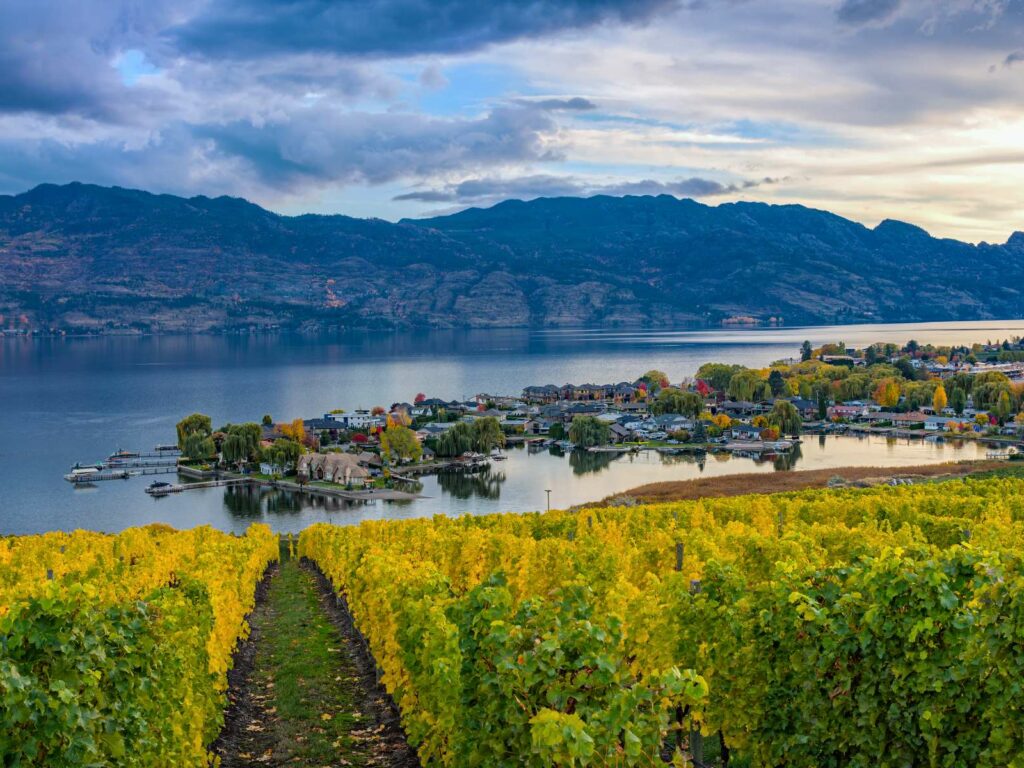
[689,578,703,764]
[675,542,684,573]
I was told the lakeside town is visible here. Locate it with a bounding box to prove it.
[67,338,1024,500]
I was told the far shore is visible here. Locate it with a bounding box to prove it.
[583,459,1020,506]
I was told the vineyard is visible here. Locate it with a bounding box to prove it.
[301,476,1024,767]
[0,524,278,766]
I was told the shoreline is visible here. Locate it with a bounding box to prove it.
[582,459,1020,506]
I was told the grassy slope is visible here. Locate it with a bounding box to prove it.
[588,459,1024,505]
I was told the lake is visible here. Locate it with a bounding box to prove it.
[3,319,1022,535]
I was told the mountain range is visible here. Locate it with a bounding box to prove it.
[1,182,1022,333]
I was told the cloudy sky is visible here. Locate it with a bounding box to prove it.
[2,0,1023,241]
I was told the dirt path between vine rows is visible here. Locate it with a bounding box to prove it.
[213,558,419,767]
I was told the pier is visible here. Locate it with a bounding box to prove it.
[146,478,251,496]
[64,466,179,483]
[103,458,180,469]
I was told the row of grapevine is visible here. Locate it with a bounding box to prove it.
[300,476,1024,767]
[1,523,279,766]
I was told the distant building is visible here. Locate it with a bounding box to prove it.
[297,453,371,486]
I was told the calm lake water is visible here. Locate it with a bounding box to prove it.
[3,319,1022,535]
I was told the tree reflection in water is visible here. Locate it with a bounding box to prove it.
[772,443,803,471]
[223,484,264,517]
[437,467,506,499]
[567,449,618,475]
[223,484,364,518]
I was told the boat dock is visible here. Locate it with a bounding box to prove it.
[65,466,179,483]
[103,458,180,469]
[110,449,181,460]
[146,478,251,496]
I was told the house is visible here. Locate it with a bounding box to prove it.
[417,422,457,440]
[609,423,632,442]
[829,404,869,421]
[304,418,343,433]
[653,414,695,432]
[524,417,557,436]
[336,410,384,430]
[728,424,763,440]
[463,408,506,422]
[787,398,818,418]
[926,416,964,431]
[889,411,929,427]
[612,383,638,403]
[720,401,758,417]
[618,401,649,413]
[356,451,383,469]
[297,453,371,486]
[522,385,560,403]
[259,461,288,476]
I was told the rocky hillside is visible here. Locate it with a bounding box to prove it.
[1,182,1021,333]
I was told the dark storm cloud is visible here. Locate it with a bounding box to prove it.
[835,0,902,25]
[524,97,598,111]
[394,174,778,203]
[171,0,678,59]
[0,104,560,196]
[195,105,559,188]
[0,0,180,119]
[1004,51,1024,67]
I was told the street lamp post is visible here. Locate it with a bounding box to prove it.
[545,488,551,512]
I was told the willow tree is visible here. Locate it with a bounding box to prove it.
[568,415,610,448]
[437,422,473,457]
[768,400,802,436]
[471,417,506,454]
[176,413,212,451]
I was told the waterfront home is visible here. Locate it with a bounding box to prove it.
[523,419,553,435]
[728,424,763,440]
[259,461,289,476]
[828,404,869,421]
[297,453,370,486]
[925,416,965,431]
[653,414,695,432]
[888,411,929,427]
[356,451,383,468]
[609,423,631,442]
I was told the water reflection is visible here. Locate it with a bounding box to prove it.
[437,467,507,500]
[4,322,1012,535]
[774,443,803,471]
[567,449,619,475]
[223,484,264,518]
